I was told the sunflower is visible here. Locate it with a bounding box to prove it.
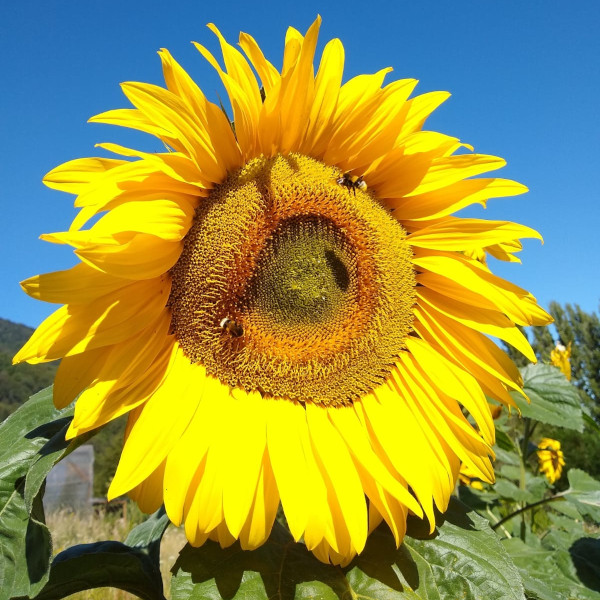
[550,341,572,381]
[537,438,565,485]
[14,17,552,566]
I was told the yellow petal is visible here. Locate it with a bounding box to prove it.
[394,357,494,482]
[14,277,170,364]
[306,403,368,554]
[163,375,222,526]
[414,250,552,326]
[407,154,506,197]
[89,108,177,146]
[278,16,321,154]
[265,398,310,541]
[158,48,242,173]
[53,346,110,409]
[409,218,542,251]
[120,81,227,183]
[128,460,166,514]
[67,334,175,437]
[222,390,267,538]
[327,405,422,516]
[96,142,210,189]
[238,32,280,94]
[300,37,344,157]
[417,287,536,362]
[20,262,130,304]
[405,336,494,445]
[74,234,183,280]
[414,302,523,399]
[193,40,259,159]
[43,157,126,195]
[357,391,438,531]
[108,346,205,498]
[238,453,279,550]
[389,178,528,220]
[397,91,451,139]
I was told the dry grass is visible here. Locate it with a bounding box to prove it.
[47,505,187,599]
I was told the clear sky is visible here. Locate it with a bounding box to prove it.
[2,0,599,329]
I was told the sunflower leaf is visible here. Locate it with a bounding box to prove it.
[503,536,600,600]
[30,508,169,600]
[511,363,584,432]
[563,469,600,523]
[30,541,166,600]
[170,499,525,599]
[24,419,96,512]
[493,478,538,503]
[171,522,347,600]
[0,386,74,600]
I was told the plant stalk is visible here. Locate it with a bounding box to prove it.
[491,492,567,531]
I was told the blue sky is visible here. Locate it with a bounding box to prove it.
[2,0,599,328]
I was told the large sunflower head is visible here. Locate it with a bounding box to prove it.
[15,17,552,566]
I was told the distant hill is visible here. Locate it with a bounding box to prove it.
[0,317,124,496]
[0,318,57,420]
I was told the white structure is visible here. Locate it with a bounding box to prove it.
[43,445,94,512]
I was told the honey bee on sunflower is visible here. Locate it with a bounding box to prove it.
[14,16,551,566]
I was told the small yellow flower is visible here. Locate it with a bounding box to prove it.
[14,18,552,565]
[537,437,565,484]
[550,341,572,381]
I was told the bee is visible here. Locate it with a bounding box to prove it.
[220,317,244,338]
[336,172,367,195]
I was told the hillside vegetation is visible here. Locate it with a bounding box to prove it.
[0,317,123,495]
[0,318,57,420]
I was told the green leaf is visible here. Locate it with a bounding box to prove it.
[583,412,600,434]
[494,429,516,452]
[511,364,584,431]
[0,386,73,600]
[548,513,586,540]
[494,447,521,467]
[564,469,600,522]
[569,537,600,594]
[457,485,500,513]
[125,506,171,563]
[499,464,523,481]
[493,479,536,503]
[171,498,525,599]
[503,537,600,600]
[32,509,170,600]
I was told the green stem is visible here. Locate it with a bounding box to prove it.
[491,492,567,531]
[518,418,531,540]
